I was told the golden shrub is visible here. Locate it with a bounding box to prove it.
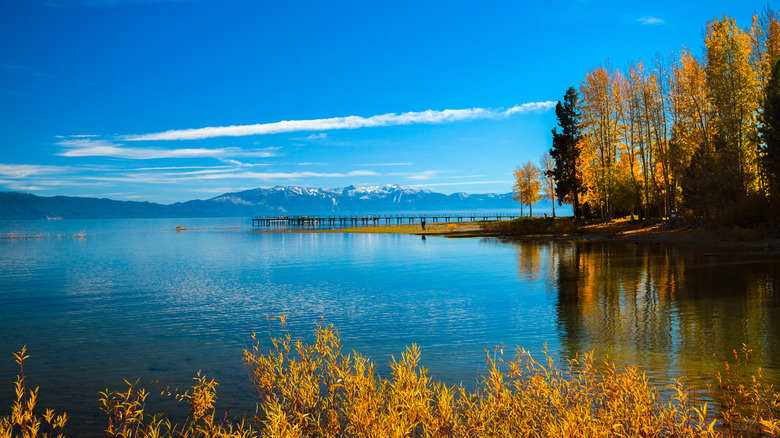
[7,322,780,437]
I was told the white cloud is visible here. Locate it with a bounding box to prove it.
[405,170,442,181]
[56,138,280,159]
[121,101,557,141]
[505,101,557,115]
[305,133,327,140]
[132,166,228,171]
[638,17,665,25]
[180,170,380,181]
[76,169,382,183]
[0,164,70,179]
[298,162,328,166]
[218,158,272,167]
[360,162,413,167]
[9,185,46,191]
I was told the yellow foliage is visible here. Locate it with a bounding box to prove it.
[244,321,720,437]
[712,344,780,436]
[7,325,780,437]
[512,161,541,215]
[99,373,255,438]
[0,346,67,438]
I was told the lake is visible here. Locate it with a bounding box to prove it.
[1,217,779,436]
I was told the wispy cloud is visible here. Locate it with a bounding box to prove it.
[505,101,558,115]
[305,133,327,140]
[57,138,280,159]
[132,165,229,171]
[167,170,380,181]
[121,101,557,141]
[190,186,255,193]
[76,169,380,183]
[9,185,47,191]
[359,162,413,167]
[412,180,512,188]
[0,164,71,179]
[298,162,328,166]
[218,158,272,167]
[405,170,442,181]
[54,134,98,138]
[638,17,665,25]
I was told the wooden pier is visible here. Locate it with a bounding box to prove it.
[251,213,520,227]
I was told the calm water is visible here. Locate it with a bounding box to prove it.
[0,218,779,436]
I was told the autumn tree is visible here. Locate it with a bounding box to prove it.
[670,49,713,214]
[513,161,541,217]
[619,62,643,218]
[670,49,720,218]
[705,15,760,197]
[540,152,556,218]
[652,54,673,217]
[580,65,623,220]
[549,87,586,221]
[750,7,780,98]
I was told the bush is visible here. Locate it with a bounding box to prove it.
[481,217,578,236]
[243,318,716,437]
[7,321,780,436]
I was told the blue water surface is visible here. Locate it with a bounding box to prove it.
[0,218,558,435]
[2,217,780,436]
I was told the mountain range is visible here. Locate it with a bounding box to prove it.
[0,184,554,220]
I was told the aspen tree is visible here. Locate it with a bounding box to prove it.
[540,152,557,218]
[513,161,541,217]
[705,15,760,196]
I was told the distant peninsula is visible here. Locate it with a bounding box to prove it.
[0,185,556,220]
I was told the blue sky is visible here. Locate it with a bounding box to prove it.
[0,0,770,203]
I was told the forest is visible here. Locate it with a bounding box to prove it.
[516,7,780,226]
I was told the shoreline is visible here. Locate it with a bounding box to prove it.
[251,218,780,252]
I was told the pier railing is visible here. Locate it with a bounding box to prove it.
[251,213,521,227]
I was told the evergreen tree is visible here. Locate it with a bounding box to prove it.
[548,87,586,221]
[759,58,780,205]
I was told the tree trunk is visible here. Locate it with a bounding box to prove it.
[574,194,581,222]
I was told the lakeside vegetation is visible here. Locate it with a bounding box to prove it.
[3,321,780,437]
[297,216,777,250]
[514,7,780,228]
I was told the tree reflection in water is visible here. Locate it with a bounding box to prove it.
[507,239,780,391]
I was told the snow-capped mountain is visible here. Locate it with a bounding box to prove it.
[193,184,517,215]
[0,184,544,219]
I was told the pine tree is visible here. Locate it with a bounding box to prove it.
[549,87,586,221]
[759,58,780,205]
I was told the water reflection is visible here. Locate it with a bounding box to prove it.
[508,239,780,388]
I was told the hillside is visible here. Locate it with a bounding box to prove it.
[0,185,549,220]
